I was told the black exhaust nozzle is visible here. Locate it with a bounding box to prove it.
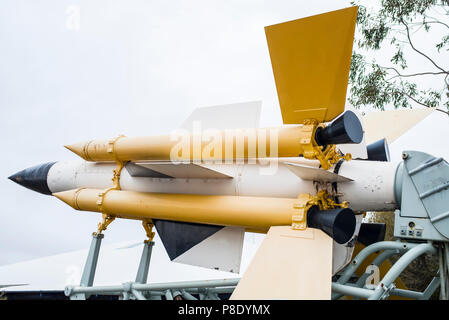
[315,111,363,146]
[307,206,356,244]
[367,138,390,162]
[357,223,386,247]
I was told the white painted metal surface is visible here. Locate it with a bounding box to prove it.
[180,101,262,131]
[174,227,245,273]
[284,162,353,183]
[48,159,398,212]
[338,160,398,211]
[134,162,233,179]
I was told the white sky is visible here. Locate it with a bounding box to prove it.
[1,0,448,266]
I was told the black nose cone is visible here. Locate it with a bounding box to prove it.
[8,162,56,195]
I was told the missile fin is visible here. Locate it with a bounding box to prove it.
[284,162,353,182]
[230,226,333,299]
[362,108,435,144]
[154,220,222,260]
[173,226,244,273]
[154,220,243,273]
[125,162,173,178]
[181,101,261,131]
[130,162,233,179]
[265,6,358,124]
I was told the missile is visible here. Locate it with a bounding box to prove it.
[9,157,397,212]
[7,6,437,299]
[64,109,363,171]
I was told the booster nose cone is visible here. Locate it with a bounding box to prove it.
[8,162,56,195]
[65,141,88,160]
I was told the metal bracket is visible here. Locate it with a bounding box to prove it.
[111,161,125,189]
[95,213,116,236]
[300,119,351,170]
[93,141,127,234]
[379,283,396,300]
[292,193,314,230]
[292,190,348,230]
[107,134,126,161]
[142,220,155,243]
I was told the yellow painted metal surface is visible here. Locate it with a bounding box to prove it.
[65,126,304,162]
[265,6,358,124]
[54,188,300,232]
[65,123,352,169]
[230,226,333,299]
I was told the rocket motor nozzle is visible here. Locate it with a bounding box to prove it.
[315,110,363,146]
[307,206,356,244]
[367,138,390,162]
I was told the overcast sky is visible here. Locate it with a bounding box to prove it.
[1,0,448,266]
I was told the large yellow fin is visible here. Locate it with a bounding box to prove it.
[230,226,332,299]
[265,6,358,124]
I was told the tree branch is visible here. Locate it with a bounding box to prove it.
[398,90,449,115]
[401,19,448,73]
[365,63,447,79]
[385,66,447,81]
[421,19,449,30]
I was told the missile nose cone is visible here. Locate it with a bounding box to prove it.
[65,141,88,160]
[8,162,56,195]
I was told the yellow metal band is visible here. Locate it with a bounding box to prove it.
[83,140,94,161]
[107,134,126,162]
[292,190,348,230]
[72,187,86,210]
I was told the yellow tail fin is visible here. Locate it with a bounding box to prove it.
[265,6,358,124]
[230,227,332,299]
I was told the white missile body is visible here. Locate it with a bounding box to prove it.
[47,158,398,212]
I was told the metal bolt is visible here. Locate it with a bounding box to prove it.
[64,286,73,297]
[402,153,408,159]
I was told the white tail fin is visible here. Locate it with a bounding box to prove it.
[284,162,353,183]
[154,220,244,273]
[173,226,244,273]
[362,108,435,144]
[181,101,262,131]
[128,162,233,179]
